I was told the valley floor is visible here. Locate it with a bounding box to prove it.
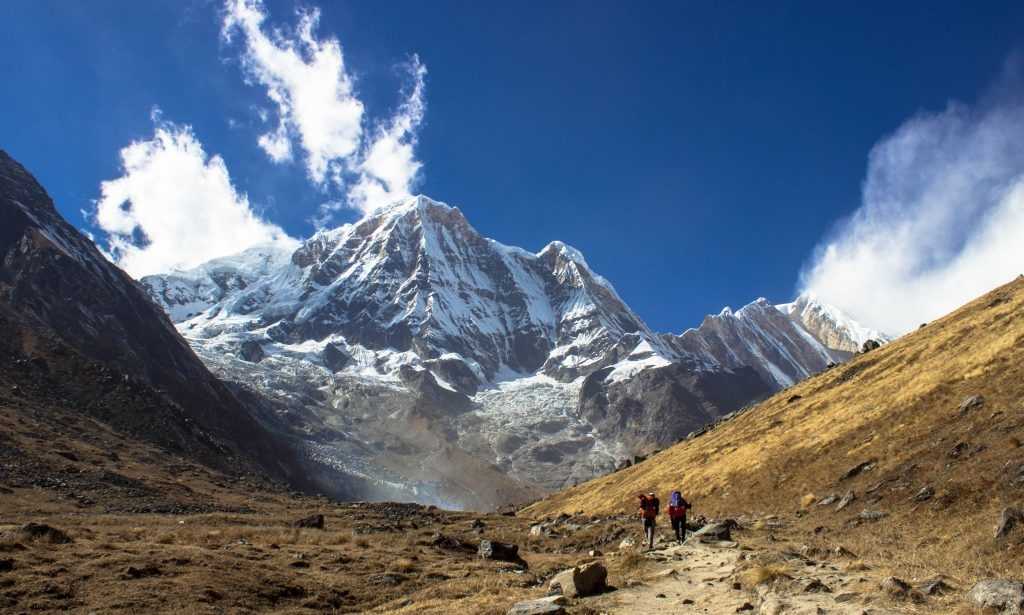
[0,496,967,614]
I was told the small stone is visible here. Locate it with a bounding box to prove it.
[507,596,568,615]
[958,394,985,415]
[293,514,325,529]
[858,510,887,521]
[880,576,910,597]
[835,491,856,511]
[911,486,934,502]
[839,460,876,482]
[803,579,831,593]
[919,577,954,596]
[736,602,754,612]
[996,507,1023,539]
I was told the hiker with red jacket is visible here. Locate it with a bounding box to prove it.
[638,492,660,549]
[668,490,690,544]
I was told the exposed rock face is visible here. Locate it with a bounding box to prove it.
[140,195,881,507]
[578,361,772,450]
[0,150,302,484]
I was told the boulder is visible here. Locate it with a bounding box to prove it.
[860,339,882,353]
[293,514,325,529]
[478,540,526,567]
[508,596,567,615]
[687,522,732,542]
[967,579,1024,614]
[548,561,607,598]
[996,508,1023,539]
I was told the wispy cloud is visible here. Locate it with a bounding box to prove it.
[800,64,1024,334]
[93,109,297,278]
[222,0,427,217]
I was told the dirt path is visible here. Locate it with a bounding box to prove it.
[585,539,909,614]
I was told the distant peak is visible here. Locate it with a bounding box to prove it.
[538,240,590,267]
[373,194,454,218]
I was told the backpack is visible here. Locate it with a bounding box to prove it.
[670,491,682,507]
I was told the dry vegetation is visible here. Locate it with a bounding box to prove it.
[526,276,1024,587]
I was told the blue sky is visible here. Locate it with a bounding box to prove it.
[3,1,1024,334]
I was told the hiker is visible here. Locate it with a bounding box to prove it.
[638,491,660,549]
[668,490,690,544]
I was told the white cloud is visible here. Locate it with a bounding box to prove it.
[94,111,297,278]
[800,73,1024,335]
[221,0,427,219]
[349,56,427,213]
[222,0,363,184]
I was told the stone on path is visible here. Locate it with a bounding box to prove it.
[548,561,607,598]
[507,595,567,615]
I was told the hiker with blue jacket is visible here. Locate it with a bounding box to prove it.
[668,490,690,544]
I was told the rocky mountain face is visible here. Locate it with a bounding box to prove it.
[142,196,882,508]
[0,150,306,486]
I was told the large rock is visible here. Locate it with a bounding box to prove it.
[507,596,567,615]
[967,579,1024,614]
[548,561,608,598]
[478,540,526,567]
[687,522,732,542]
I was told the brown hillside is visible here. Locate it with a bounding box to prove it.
[526,275,1024,583]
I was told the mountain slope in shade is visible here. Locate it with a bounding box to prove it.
[0,149,307,485]
[141,195,882,507]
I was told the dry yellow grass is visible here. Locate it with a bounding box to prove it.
[525,276,1024,584]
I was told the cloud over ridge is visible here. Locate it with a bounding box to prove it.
[94,110,297,278]
[801,66,1024,334]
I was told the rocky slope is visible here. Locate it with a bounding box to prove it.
[0,149,310,487]
[141,195,881,507]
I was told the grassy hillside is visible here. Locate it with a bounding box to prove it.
[526,276,1024,583]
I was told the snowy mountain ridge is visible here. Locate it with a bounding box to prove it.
[141,195,883,507]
